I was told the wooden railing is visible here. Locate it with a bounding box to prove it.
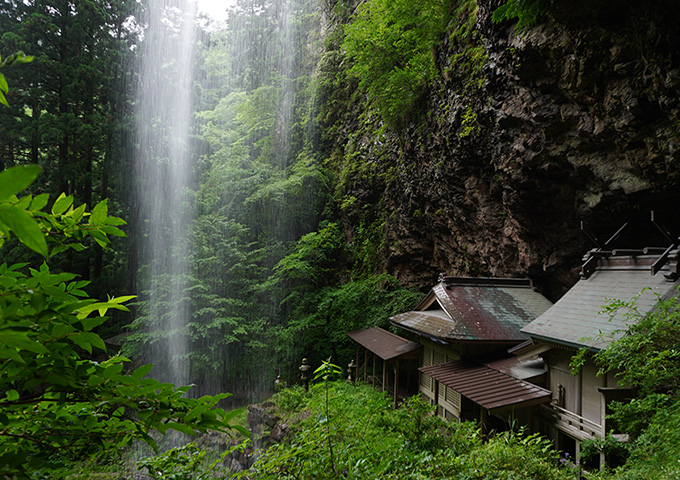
[538,403,604,441]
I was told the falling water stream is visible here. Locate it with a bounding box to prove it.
[135,0,198,388]
[133,0,312,399]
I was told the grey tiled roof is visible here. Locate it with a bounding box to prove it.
[522,259,680,350]
[391,277,553,342]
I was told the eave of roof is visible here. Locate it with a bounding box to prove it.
[522,257,680,350]
[419,360,551,414]
[391,277,552,342]
[347,327,421,361]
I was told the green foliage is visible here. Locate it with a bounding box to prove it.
[572,292,680,478]
[0,167,246,479]
[273,274,421,377]
[0,50,32,106]
[590,290,680,429]
[492,0,551,32]
[607,393,671,439]
[389,394,477,452]
[271,385,310,414]
[342,0,452,129]
[244,383,574,480]
[450,429,568,479]
[271,221,344,287]
[459,105,479,138]
[613,400,680,480]
[580,434,629,468]
[138,441,244,480]
[313,359,344,478]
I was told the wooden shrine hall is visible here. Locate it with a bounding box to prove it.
[347,327,421,408]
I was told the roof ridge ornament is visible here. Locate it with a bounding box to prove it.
[663,249,680,281]
[580,222,627,278]
[649,211,679,280]
[581,212,678,280]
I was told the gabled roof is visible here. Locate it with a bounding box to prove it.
[347,327,421,361]
[390,277,553,343]
[419,360,551,414]
[522,255,680,351]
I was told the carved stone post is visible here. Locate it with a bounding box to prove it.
[299,358,310,391]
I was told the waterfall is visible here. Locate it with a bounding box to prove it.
[131,0,322,403]
[134,0,198,387]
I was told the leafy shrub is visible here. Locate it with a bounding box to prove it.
[342,0,453,129]
[609,400,680,480]
[244,382,575,480]
[492,0,552,32]
[271,385,310,413]
[138,441,247,480]
[0,165,246,478]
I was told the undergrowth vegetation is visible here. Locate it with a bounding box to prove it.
[245,382,575,480]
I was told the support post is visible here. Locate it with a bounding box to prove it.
[393,360,400,408]
[382,359,386,392]
[364,348,368,382]
[372,354,377,387]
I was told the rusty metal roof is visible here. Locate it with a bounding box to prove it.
[522,256,680,350]
[419,360,551,414]
[347,327,421,361]
[390,277,553,342]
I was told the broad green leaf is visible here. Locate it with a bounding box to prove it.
[87,375,105,387]
[102,363,124,379]
[14,195,31,210]
[0,205,47,257]
[79,316,107,332]
[167,422,197,436]
[29,193,50,212]
[5,390,19,402]
[104,216,127,226]
[0,73,7,93]
[76,301,128,319]
[231,424,250,437]
[101,225,126,237]
[87,228,109,248]
[0,91,7,107]
[51,193,74,216]
[108,295,136,304]
[83,332,106,352]
[68,203,87,222]
[0,165,41,203]
[90,199,107,226]
[131,364,153,381]
[0,346,23,362]
[69,333,93,354]
[221,408,244,424]
[185,405,208,422]
[0,332,49,354]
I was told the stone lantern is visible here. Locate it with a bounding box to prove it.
[299,358,310,391]
[347,359,357,383]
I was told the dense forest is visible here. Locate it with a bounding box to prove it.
[2,0,680,477]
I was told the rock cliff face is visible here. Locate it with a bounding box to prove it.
[336,0,680,300]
